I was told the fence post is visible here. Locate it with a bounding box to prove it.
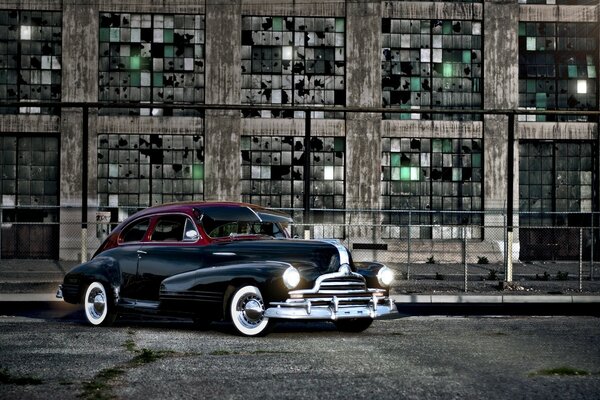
[81,105,89,263]
[463,225,468,293]
[407,210,411,280]
[579,228,583,292]
[0,207,2,261]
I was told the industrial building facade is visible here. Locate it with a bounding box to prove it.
[0,0,598,261]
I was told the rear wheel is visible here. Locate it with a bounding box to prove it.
[229,285,272,336]
[334,318,373,333]
[83,282,117,326]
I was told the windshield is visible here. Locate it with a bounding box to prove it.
[196,205,290,239]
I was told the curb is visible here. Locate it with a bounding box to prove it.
[391,294,600,304]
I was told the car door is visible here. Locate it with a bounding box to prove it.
[114,217,151,302]
[134,214,203,302]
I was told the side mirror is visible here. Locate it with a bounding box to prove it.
[185,230,200,241]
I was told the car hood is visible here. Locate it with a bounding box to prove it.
[206,239,348,276]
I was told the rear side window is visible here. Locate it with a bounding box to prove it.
[150,215,198,242]
[121,218,150,243]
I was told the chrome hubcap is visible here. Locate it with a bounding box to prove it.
[88,289,105,319]
[238,295,264,327]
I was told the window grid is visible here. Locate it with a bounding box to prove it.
[97,133,204,208]
[381,137,482,239]
[241,135,345,231]
[382,18,482,121]
[0,135,59,206]
[518,22,598,122]
[0,10,62,115]
[241,16,345,119]
[519,141,596,226]
[99,13,205,116]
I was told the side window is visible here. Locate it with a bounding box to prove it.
[150,215,198,242]
[121,218,150,243]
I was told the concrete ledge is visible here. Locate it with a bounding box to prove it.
[392,294,600,304]
[0,293,63,302]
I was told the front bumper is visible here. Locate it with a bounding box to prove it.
[264,294,395,320]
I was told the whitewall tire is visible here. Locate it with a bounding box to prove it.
[83,281,116,326]
[229,285,271,336]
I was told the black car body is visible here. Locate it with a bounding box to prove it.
[57,202,395,336]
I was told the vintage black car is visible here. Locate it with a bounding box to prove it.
[57,202,395,336]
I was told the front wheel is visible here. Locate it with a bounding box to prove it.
[229,285,272,336]
[334,318,373,333]
[83,282,117,326]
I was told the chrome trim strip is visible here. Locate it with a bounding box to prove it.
[289,271,365,295]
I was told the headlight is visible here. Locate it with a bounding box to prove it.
[377,266,394,287]
[282,266,301,289]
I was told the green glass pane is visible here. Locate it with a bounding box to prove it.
[334,138,345,152]
[410,77,421,91]
[391,167,400,181]
[130,56,140,69]
[99,28,110,42]
[164,45,174,57]
[568,65,577,78]
[272,17,282,31]
[443,63,453,77]
[536,92,546,108]
[443,21,452,35]
[336,18,345,33]
[130,71,140,86]
[527,80,536,93]
[153,72,163,87]
[400,113,411,120]
[518,23,526,37]
[193,164,204,180]
[472,154,481,168]
[462,50,471,64]
[391,153,401,167]
[400,167,411,181]
[432,139,442,152]
[164,29,173,43]
[110,28,120,42]
[442,139,452,153]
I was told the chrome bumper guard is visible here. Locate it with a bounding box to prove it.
[56,285,63,299]
[265,291,396,321]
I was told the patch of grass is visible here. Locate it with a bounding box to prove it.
[79,367,125,400]
[426,256,436,264]
[122,338,136,352]
[130,348,172,366]
[0,368,43,386]
[477,256,489,264]
[487,269,498,280]
[529,366,590,377]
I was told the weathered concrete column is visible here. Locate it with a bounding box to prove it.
[204,0,242,201]
[345,0,382,246]
[60,1,99,260]
[483,0,519,267]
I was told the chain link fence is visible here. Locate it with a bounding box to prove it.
[1,205,598,292]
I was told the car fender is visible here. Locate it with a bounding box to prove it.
[62,256,121,303]
[354,261,389,290]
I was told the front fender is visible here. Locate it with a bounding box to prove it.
[354,261,389,291]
